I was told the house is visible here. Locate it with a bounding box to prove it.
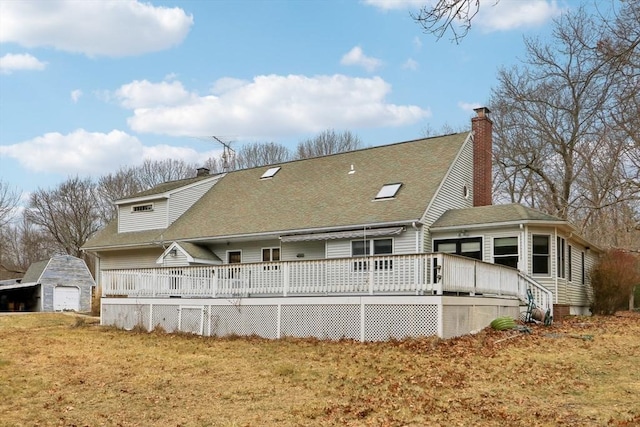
[83,108,600,340]
[0,255,95,312]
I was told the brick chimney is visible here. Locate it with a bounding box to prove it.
[472,107,493,207]
[196,167,210,177]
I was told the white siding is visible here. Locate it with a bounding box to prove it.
[326,230,417,259]
[100,248,163,270]
[168,178,220,224]
[158,251,189,268]
[118,199,168,233]
[422,135,474,252]
[209,240,281,264]
[281,241,326,261]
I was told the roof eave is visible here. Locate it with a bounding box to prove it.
[177,219,423,244]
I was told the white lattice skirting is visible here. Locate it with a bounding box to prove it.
[101,296,520,341]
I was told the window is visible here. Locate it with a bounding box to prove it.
[581,251,585,284]
[262,247,280,271]
[260,167,281,179]
[375,183,402,200]
[494,237,518,269]
[532,235,550,275]
[262,247,280,262]
[434,237,483,261]
[557,237,566,278]
[351,238,393,270]
[568,245,572,282]
[132,203,153,212]
[227,251,241,264]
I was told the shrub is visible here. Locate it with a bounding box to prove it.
[590,250,640,315]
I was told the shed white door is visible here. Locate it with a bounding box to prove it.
[53,286,80,311]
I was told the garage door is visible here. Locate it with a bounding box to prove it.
[54,286,80,311]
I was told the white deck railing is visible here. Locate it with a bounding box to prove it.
[101,253,552,312]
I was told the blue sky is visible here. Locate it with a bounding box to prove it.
[0,0,571,200]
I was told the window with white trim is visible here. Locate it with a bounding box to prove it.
[375,183,402,200]
[351,238,393,271]
[131,203,153,212]
[493,237,518,269]
[260,167,281,179]
[532,235,550,275]
[557,236,566,278]
[568,245,573,281]
[434,237,483,261]
[262,247,280,271]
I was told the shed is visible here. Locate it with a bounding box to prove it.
[0,255,95,312]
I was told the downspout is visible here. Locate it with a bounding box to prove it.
[412,221,421,253]
[523,224,528,274]
[554,227,558,304]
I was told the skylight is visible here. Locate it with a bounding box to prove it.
[260,167,281,179]
[375,183,402,200]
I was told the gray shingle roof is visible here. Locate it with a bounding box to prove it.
[431,204,565,228]
[83,220,166,250]
[120,175,212,201]
[83,132,470,249]
[21,260,50,283]
[163,133,469,240]
[178,242,222,262]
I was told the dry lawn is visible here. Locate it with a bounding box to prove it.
[0,312,639,427]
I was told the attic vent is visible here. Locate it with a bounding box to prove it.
[132,203,153,212]
[375,183,402,200]
[260,167,281,179]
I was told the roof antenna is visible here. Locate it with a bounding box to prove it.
[210,136,236,172]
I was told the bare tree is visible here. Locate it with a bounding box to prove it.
[295,130,363,159]
[26,177,102,258]
[412,0,485,43]
[135,159,197,189]
[0,179,20,229]
[0,215,55,272]
[490,3,640,248]
[97,167,143,223]
[234,142,291,169]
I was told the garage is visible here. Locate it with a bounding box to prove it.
[53,286,80,311]
[1,255,95,312]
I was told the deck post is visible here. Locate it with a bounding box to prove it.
[283,263,289,297]
[212,268,218,298]
[369,266,374,295]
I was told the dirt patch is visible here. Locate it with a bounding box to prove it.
[0,312,638,426]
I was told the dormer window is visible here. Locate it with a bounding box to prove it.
[260,167,281,179]
[132,203,153,212]
[375,183,402,200]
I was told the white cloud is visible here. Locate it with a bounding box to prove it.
[0,129,218,176]
[413,36,422,50]
[0,53,47,74]
[115,74,430,138]
[70,89,83,103]
[0,0,193,57]
[115,80,194,109]
[477,0,564,32]
[402,58,418,70]
[340,46,382,72]
[458,101,482,112]
[362,0,424,11]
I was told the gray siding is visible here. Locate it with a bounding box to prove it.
[39,256,94,312]
[281,241,326,261]
[158,250,189,268]
[100,248,163,270]
[210,240,281,264]
[168,178,220,224]
[422,135,474,252]
[326,230,418,259]
[118,199,168,233]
